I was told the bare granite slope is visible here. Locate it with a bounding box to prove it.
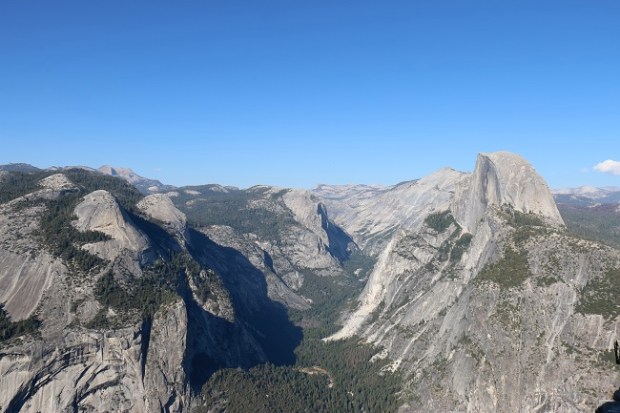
[0,172,294,413]
[320,151,616,413]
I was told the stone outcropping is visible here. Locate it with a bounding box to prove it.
[453,151,564,232]
[319,152,617,413]
[137,193,188,237]
[0,172,284,413]
[73,190,150,261]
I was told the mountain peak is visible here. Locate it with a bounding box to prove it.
[98,165,137,178]
[98,165,174,194]
[453,151,564,230]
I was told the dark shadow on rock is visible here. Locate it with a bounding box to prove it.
[596,388,620,413]
[127,211,182,254]
[184,228,303,390]
[183,297,265,393]
[596,402,620,413]
[317,203,356,263]
[263,250,276,273]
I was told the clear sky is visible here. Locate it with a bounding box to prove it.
[1,0,618,189]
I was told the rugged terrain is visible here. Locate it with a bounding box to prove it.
[314,152,620,412]
[553,186,620,249]
[0,168,351,412]
[1,153,619,413]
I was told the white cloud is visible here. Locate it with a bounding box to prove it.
[594,159,620,175]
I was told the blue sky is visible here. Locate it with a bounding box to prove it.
[1,0,618,189]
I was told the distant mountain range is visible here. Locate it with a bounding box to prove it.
[0,163,174,194]
[96,165,175,194]
[4,162,620,202]
[552,186,620,207]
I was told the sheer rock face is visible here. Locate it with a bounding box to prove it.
[314,169,469,254]
[270,187,351,276]
[453,152,564,232]
[73,190,150,261]
[200,225,310,310]
[0,197,62,321]
[320,152,617,413]
[144,300,189,412]
[0,250,60,321]
[0,178,270,413]
[0,302,190,413]
[176,185,355,298]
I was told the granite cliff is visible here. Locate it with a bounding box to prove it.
[1,152,619,413]
[316,152,619,412]
[0,168,350,412]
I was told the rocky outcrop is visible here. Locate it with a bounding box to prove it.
[73,190,150,261]
[3,153,615,413]
[144,300,189,412]
[0,174,280,413]
[0,250,60,320]
[199,225,309,310]
[322,151,616,412]
[314,169,468,253]
[453,151,564,232]
[174,185,355,296]
[0,300,193,413]
[137,193,187,237]
[35,173,79,199]
[0,191,63,321]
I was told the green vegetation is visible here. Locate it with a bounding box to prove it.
[198,249,402,412]
[449,233,472,262]
[62,168,143,211]
[198,339,402,413]
[0,305,40,343]
[3,168,145,273]
[38,193,109,272]
[424,210,455,233]
[559,204,620,248]
[88,254,205,328]
[536,275,561,287]
[198,363,331,413]
[39,168,144,272]
[422,210,473,265]
[173,189,298,242]
[576,268,620,319]
[0,170,51,204]
[289,251,374,337]
[289,271,365,337]
[501,208,545,228]
[476,246,531,288]
[498,207,549,244]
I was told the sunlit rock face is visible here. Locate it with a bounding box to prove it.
[319,152,617,413]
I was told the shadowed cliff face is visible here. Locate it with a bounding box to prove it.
[0,171,306,413]
[186,229,303,368]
